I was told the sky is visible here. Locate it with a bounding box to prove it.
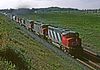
[0,0,100,9]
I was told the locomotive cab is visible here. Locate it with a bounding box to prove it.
[41,24,49,36]
[62,32,81,47]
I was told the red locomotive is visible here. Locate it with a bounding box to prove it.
[48,26,83,57]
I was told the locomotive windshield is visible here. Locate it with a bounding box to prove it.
[42,25,48,28]
[63,33,79,38]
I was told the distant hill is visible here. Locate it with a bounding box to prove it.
[31,7,79,12]
[0,7,100,15]
[0,7,80,15]
[0,8,31,15]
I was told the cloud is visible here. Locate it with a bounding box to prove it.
[16,0,54,8]
[0,0,100,9]
[0,0,18,9]
[79,0,100,9]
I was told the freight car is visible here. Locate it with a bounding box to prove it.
[32,21,48,36]
[21,19,26,26]
[12,15,16,21]
[25,20,35,32]
[10,14,83,57]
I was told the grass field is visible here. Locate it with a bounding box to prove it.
[20,12,100,53]
[0,13,87,70]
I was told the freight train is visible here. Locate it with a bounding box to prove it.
[7,14,83,57]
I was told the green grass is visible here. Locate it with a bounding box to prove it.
[0,57,16,70]
[0,14,86,70]
[20,12,100,53]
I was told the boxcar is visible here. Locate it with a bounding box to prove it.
[25,20,34,30]
[12,15,16,21]
[20,19,26,26]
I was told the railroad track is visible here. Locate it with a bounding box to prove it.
[83,48,100,63]
[76,48,100,70]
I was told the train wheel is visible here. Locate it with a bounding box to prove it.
[67,49,70,53]
[49,39,52,43]
[63,49,66,52]
[61,46,64,50]
[60,45,62,49]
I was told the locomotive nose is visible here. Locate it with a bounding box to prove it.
[62,36,81,47]
[67,38,81,47]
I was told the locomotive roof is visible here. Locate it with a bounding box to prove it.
[27,19,34,22]
[62,31,78,35]
[48,26,78,35]
[48,26,69,32]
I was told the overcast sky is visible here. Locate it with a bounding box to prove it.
[0,0,100,9]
